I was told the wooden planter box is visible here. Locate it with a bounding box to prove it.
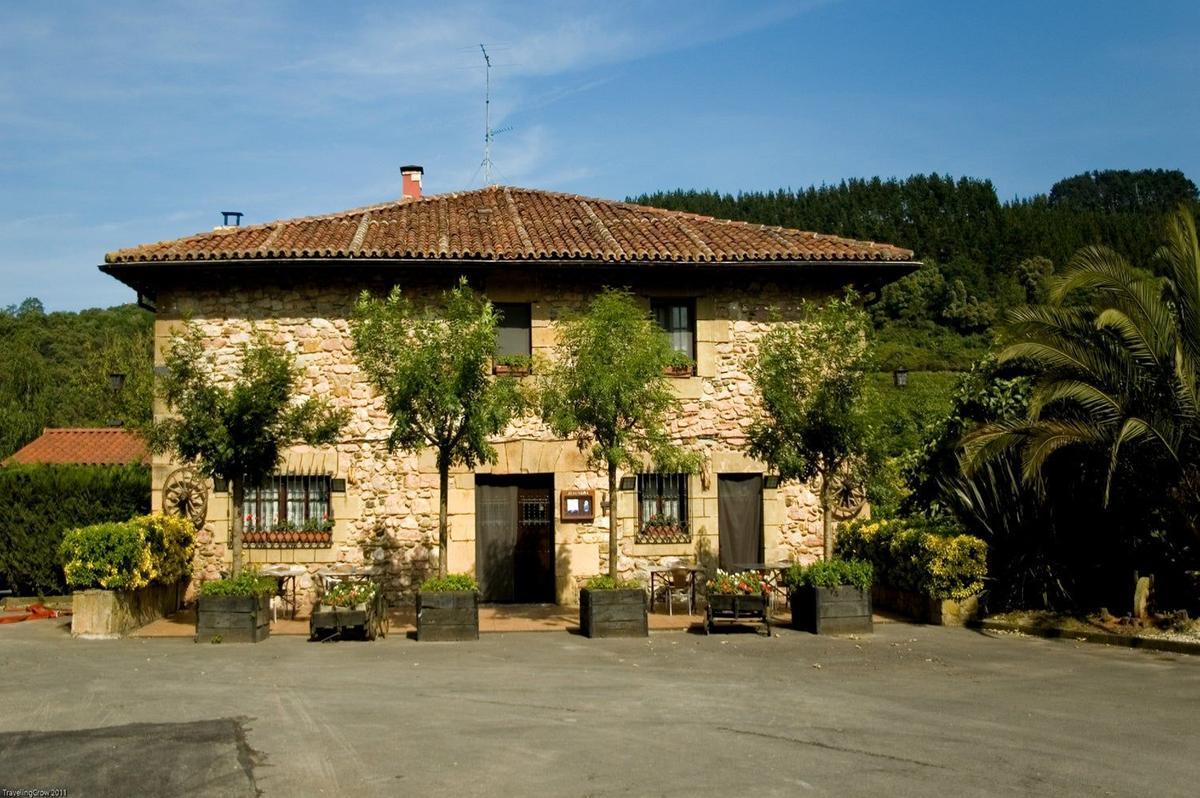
[417,591,479,641]
[705,593,771,634]
[195,595,271,643]
[579,588,648,638]
[791,585,872,634]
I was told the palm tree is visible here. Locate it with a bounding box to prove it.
[965,206,1200,512]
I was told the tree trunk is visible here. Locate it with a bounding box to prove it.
[438,458,450,579]
[608,461,619,579]
[819,471,833,561]
[230,477,245,578]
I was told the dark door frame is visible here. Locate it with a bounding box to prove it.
[475,473,556,603]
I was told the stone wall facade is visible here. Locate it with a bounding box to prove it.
[153,269,855,611]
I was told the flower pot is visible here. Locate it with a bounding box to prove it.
[791,585,872,634]
[195,594,271,643]
[416,590,478,641]
[579,588,648,638]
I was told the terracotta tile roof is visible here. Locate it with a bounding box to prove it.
[104,186,915,266]
[3,428,149,467]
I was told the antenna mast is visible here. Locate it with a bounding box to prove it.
[480,43,494,185]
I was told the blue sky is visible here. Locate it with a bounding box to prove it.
[2,0,1197,311]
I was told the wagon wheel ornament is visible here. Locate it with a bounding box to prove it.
[162,468,209,529]
[830,462,867,521]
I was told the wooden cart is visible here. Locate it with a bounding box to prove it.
[310,566,389,641]
[704,593,771,635]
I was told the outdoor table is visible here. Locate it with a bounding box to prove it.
[260,564,307,620]
[647,565,704,614]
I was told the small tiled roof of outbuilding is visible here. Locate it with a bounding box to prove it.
[104,186,914,265]
[3,428,149,467]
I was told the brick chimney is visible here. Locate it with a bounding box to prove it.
[401,165,423,199]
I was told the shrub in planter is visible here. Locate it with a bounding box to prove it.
[579,575,647,638]
[131,513,197,586]
[417,573,479,641]
[786,558,874,634]
[196,572,275,643]
[60,522,154,591]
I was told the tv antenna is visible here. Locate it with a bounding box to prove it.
[479,43,512,185]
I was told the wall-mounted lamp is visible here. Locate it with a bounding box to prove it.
[764,475,781,489]
[108,372,127,393]
[618,475,637,491]
[892,367,909,389]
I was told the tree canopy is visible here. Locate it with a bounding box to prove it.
[148,324,346,576]
[747,293,877,559]
[538,288,698,578]
[351,279,523,578]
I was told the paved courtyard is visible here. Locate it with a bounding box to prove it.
[1,618,1197,797]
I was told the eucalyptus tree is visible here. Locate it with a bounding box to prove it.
[351,279,523,578]
[149,326,347,577]
[538,288,698,579]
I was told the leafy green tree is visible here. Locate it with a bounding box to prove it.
[747,294,877,559]
[351,279,523,579]
[148,325,346,577]
[966,206,1200,523]
[538,288,698,579]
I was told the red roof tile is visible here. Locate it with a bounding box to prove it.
[4,428,149,467]
[104,186,915,266]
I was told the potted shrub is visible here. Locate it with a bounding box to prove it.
[61,514,196,639]
[664,350,694,377]
[195,571,276,643]
[579,575,647,638]
[417,573,479,641]
[493,354,532,377]
[704,570,773,634]
[786,558,873,635]
[310,580,385,641]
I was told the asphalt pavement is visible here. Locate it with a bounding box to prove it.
[1,617,1196,797]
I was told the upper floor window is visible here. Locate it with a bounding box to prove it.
[651,299,695,361]
[494,302,532,372]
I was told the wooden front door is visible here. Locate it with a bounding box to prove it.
[475,475,555,603]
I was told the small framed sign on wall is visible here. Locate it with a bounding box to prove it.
[560,490,596,522]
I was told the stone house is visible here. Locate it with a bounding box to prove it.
[101,168,917,607]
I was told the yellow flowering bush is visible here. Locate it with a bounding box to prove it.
[131,514,196,585]
[60,514,197,591]
[837,516,986,600]
[60,522,154,590]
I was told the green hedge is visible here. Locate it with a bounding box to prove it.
[836,517,987,600]
[0,464,150,595]
[60,513,196,591]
